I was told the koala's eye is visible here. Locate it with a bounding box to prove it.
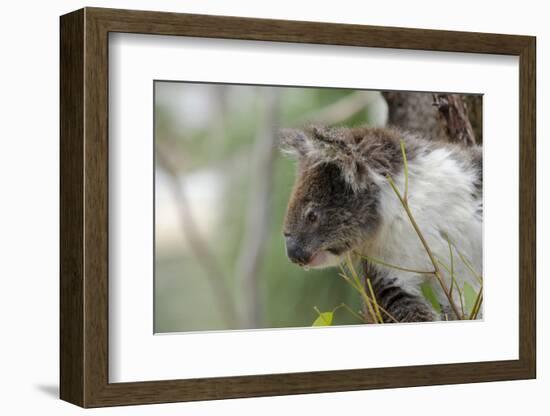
[306,210,318,223]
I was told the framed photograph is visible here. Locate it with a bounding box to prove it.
[60,7,536,407]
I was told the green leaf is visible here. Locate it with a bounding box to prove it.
[420,282,442,314]
[463,282,477,315]
[312,311,334,326]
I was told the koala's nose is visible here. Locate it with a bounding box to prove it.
[285,236,310,265]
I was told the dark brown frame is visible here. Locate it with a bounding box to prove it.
[60,7,536,408]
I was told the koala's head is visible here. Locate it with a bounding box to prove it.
[280,125,403,269]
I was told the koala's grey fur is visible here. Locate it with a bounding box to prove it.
[280,125,482,323]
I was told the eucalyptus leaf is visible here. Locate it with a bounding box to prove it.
[312,311,334,326]
[463,282,477,315]
[420,282,442,314]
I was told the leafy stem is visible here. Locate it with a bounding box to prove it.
[356,253,435,275]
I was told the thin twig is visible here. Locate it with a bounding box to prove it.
[356,253,434,275]
[470,287,483,320]
[336,303,366,323]
[370,301,399,323]
[453,245,483,285]
[344,257,378,323]
[366,278,384,324]
[339,270,378,322]
[436,259,465,318]
[339,265,399,324]
[400,140,409,203]
[446,235,455,297]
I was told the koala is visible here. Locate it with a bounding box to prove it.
[280,125,483,322]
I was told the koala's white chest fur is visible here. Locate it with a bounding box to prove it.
[363,146,483,318]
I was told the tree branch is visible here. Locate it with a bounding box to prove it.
[299,91,378,125]
[383,91,480,145]
[432,93,477,146]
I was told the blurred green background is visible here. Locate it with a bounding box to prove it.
[154,81,387,333]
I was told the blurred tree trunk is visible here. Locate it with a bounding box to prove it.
[236,88,281,328]
[382,92,481,144]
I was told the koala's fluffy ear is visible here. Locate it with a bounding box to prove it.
[279,126,351,159]
[310,126,370,192]
[278,128,310,158]
[279,125,370,192]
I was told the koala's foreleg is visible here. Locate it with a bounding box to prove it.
[363,262,436,323]
[375,281,435,323]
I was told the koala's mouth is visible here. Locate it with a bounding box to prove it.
[304,251,328,268]
[304,245,349,269]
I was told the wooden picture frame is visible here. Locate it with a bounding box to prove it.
[60,7,536,408]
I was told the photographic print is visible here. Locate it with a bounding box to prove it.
[60,9,535,406]
[154,82,483,333]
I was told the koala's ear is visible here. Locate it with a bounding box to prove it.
[279,125,371,191]
[278,128,310,158]
[308,126,370,192]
